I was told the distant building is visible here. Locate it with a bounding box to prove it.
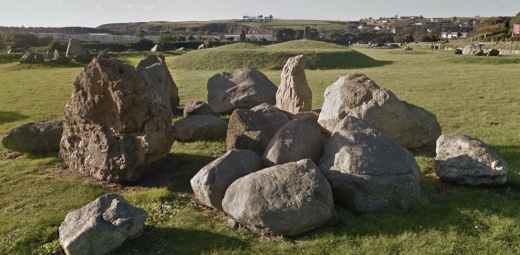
[431,18,444,23]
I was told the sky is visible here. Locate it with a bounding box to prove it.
[2,0,520,28]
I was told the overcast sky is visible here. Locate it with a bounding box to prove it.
[2,0,520,28]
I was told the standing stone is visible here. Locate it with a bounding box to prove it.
[276,55,312,114]
[59,56,175,183]
[319,116,424,213]
[303,26,311,39]
[207,67,278,114]
[136,54,180,113]
[222,159,334,236]
[59,193,147,255]
[435,134,508,186]
[66,38,88,58]
[317,73,441,149]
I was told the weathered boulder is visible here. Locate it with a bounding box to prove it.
[275,55,312,114]
[173,115,227,142]
[319,116,424,213]
[66,38,89,58]
[207,67,278,114]
[462,44,484,56]
[222,159,334,236]
[1,120,62,152]
[183,100,213,117]
[251,103,291,131]
[226,108,278,155]
[19,52,44,64]
[435,134,508,186]
[262,119,324,167]
[191,149,264,211]
[317,73,441,149]
[59,56,175,183]
[136,54,180,113]
[59,193,147,255]
[50,49,71,64]
[74,54,93,63]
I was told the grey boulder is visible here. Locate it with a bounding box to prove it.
[1,120,62,152]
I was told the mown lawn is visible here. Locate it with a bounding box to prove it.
[1,43,519,254]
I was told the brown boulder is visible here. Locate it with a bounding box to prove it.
[275,55,312,114]
[59,56,175,182]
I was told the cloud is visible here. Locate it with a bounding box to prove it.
[126,4,155,11]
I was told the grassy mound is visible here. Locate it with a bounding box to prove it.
[170,40,390,70]
[216,42,264,50]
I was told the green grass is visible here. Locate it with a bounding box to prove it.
[171,40,391,70]
[1,42,520,254]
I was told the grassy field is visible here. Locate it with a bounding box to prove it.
[1,41,520,254]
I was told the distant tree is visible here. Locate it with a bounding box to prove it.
[159,33,173,44]
[11,33,39,49]
[135,29,145,41]
[509,11,520,34]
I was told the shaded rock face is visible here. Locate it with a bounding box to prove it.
[462,44,484,56]
[66,38,89,58]
[435,134,508,186]
[319,116,424,213]
[190,149,264,211]
[262,119,324,167]
[59,56,175,183]
[59,193,147,255]
[226,108,278,155]
[2,120,62,152]
[173,115,227,142]
[136,54,180,113]
[222,159,334,236]
[275,55,312,114]
[317,73,441,149]
[207,67,278,114]
[183,100,213,117]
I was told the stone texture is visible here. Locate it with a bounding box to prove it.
[251,103,291,131]
[262,119,324,167]
[183,100,213,117]
[319,116,424,213]
[1,120,62,152]
[275,55,312,114]
[191,149,264,211]
[435,134,508,186]
[207,67,278,114]
[222,159,334,236]
[226,108,278,155]
[19,51,44,64]
[136,54,180,113]
[173,115,227,142]
[59,56,175,183]
[317,73,441,149]
[59,193,147,255]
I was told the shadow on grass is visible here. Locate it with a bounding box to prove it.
[134,152,217,194]
[0,111,29,124]
[109,225,249,255]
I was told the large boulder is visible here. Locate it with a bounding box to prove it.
[226,108,278,155]
[262,119,324,167]
[59,193,147,255]
[317,73,441,149]
[207,67,278,114]
[222,159,334,236]
[66,38,89,58]
[59,56,175,183]
[250,103,291,131]
[2,120,63,152]
[462,44,484,56]
[190,149,264,211]
[319,116,424,213]
[435,134,508,186]
[136,54,180,113]
[183,100,213,117]
[173,115,227,142]
[275,55,312,114]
